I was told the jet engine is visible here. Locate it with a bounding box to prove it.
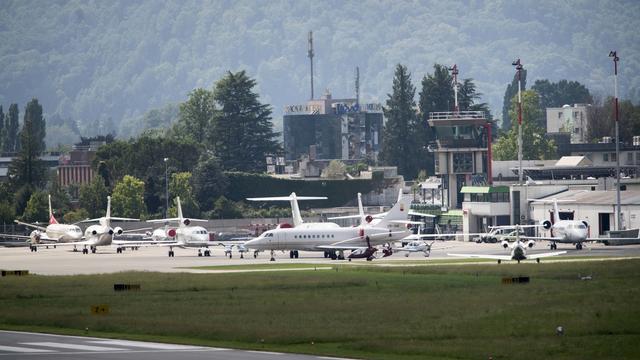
[167,228,177,238]
[501,240,510,249]
[92,229,98,235]
[365,215,373,223]
[526,240,536,248]
[30,230,42,244]
[542,220,552,230]
[183,218,191,226]
[582,220,588,228]
[114,227,124,235]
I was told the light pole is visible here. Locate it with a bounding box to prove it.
[512,59,524,186]
[609,51,622,230]
[164,157,169,218]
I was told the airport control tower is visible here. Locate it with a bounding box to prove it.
[428,110,491,209]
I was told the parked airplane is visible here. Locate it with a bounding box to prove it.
[526,198,640,250]
[244,192,411,261]
[448,226,567,263]
[23,196,140,254]
[3,195,83,251]
[395,240,434,257]
[146,197,214,257]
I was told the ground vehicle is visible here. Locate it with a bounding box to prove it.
[474,227,524,243]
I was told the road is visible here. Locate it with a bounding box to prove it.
[0,331,351,360]
[1,241,639,275]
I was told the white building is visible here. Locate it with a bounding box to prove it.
[546,104,590,144]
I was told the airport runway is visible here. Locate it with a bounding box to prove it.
[0,331,351,360]
[1,241,640,275]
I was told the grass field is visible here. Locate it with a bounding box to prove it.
[1,259,639,359]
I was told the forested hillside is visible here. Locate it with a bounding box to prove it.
[1,0,638,146]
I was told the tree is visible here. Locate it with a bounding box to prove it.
[22,191,48,223]
[419,64,453,114]
[79,176,109,218]
[322,160,346,179]
[502,69,527,131]
[173,88,216,145]
[493,90,556,160]
[191,153,228,212]
[63,208,89,224]
[380,64,422,179]
[49,177,71,218]
[211,70,281,172]
[8,99,47,190]
[531,79,593,129]
[168,172,200,217]
[4,104,19,153]
[111,175,146,219]
[210,196,242,219]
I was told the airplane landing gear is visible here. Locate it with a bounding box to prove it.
[168,250,175,257]
[497,259,502,264]
[203,249,211,257]
[536,258,540,263]
[91,247,97,254]
[289,250,299,259]
[82,247,89,254]
[575,243,583,250]
[337,251,345,260]
[29,245,37,252]
[240,252,244,259]
[550,243,557,250]
[254,250,259,258]
[270,250,276,261]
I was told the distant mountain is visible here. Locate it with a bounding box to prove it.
[0,0,638,141]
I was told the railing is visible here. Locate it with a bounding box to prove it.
[429,111,486,120]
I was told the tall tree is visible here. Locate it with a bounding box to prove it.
[502,69,527,131]
[79,176,109,218]
[173,88,216,145]
[111,175,146,219]
[191,153,228,212]
[380,64,422,179]
[8,99,47,190]
[22,190,48,222]
[4,103,19,152]
[212,70,281,172]
[419,64,453,114]
[168,172,200,217]
[493,90,556,160]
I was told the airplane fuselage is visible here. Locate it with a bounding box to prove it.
[550,220,589,243]
[45,224,83,243]
[245,223,407,252]
[84,224,114,247]
[173,226,211,248]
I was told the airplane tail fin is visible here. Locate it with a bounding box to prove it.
[289,193,303,227]
[176,196,184,222]
[48,194,58,225]
[357,193,366,227]
[376,191,409,228]
[246,193,327,227]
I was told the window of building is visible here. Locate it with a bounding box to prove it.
[434,158,440,173]
[604,153,609,162]
[611,153,617,162]
[628,152,633,164]
[452,153,473,173]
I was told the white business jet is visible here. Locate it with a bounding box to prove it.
[244,192,411,261]
[525,198,640,250]
[448,225,567,263]
[146,197,213,257]
[2,195,83,251]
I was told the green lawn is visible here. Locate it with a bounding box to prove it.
[1,260,639,359]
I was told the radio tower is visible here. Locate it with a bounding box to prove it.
[355,66,360,105]
[308,31,314,100]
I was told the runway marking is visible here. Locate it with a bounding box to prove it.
[87,339,206,350]
[21,342,127,351]
[0,345,54,353]
[246,350,285,355]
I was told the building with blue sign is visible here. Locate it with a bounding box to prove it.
[283,91,383,162]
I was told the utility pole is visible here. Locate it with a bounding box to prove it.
[355,66,360,105]
[448,64,459,113]
[164,157,169,218]
[609,51,622,230]
[512,59,524,186]
[308,31,314,100]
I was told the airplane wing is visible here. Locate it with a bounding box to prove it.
[246,196,327,201]
[390,220,424,225]
[316,245,367,251]
[147,218,208,223]
[408,210,436,218]
[328,230,408,248]
[520,236,562,241]
[526,251,567,259]
[327,214,361,220]
[586,236,640,242]
[447,253,512,261]
[13,220,47,232]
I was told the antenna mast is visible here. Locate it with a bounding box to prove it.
[355,66,360,105]
[308,31,314,100]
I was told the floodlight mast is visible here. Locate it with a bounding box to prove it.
[512,59,524,186]
[609,51,622,230]
[448,64,459,113]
